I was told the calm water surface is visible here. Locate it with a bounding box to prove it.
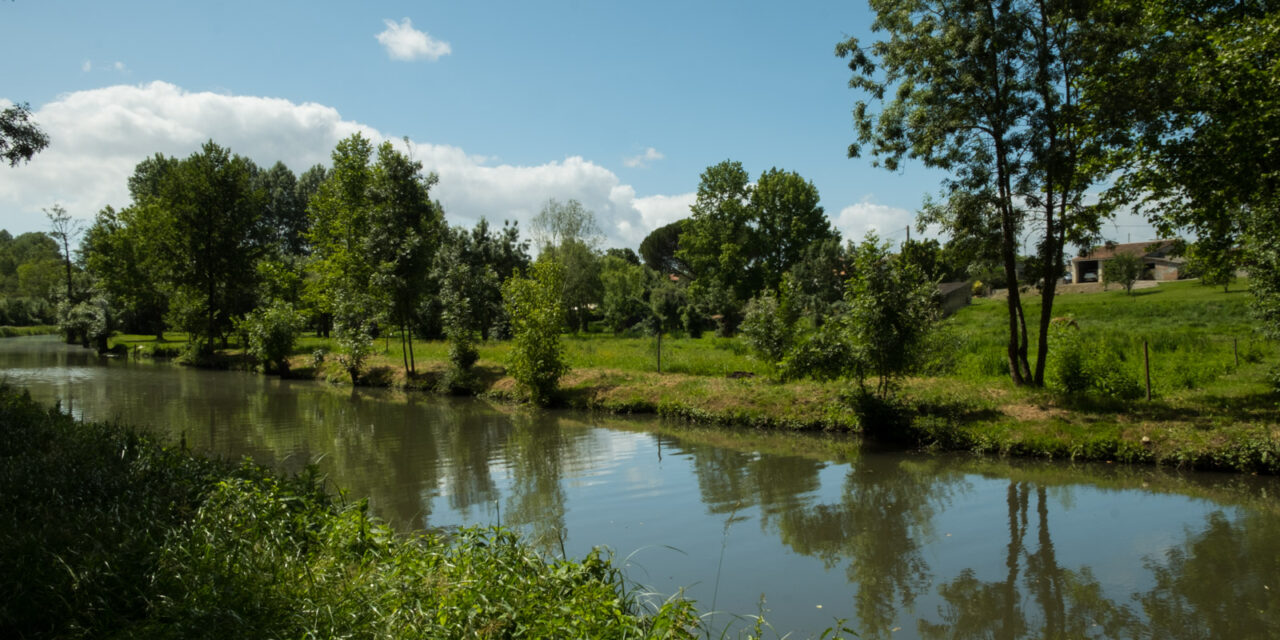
[4,336,1278,638]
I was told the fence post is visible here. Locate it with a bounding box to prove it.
[1234,337,1239,367]
[1144,340,1152,401]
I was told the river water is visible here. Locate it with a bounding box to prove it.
[3,335,1278,638]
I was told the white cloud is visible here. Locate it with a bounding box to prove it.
[376,18,451,62]
[81,60,91,72]
[113,61,127,72]
[0,81,674,250]
[622,147,664,168]
[834,198,940,245]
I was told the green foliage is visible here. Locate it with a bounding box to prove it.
[1045,318,1090,394]
[600,255,650,333]
[0,388,698,639]
[534,199,603,333]
[0,102,49,166]
[779,317,855,382]
[438,254,481,392]
[740,288,797,372]
[80,205,168,336]
[148,141,266,351]
[844,233,939,398]
[334,317,374,384]
[1103,252,1143,294]
[639,220,691,278]
[239,300,303,373]
[503,260,569,405]
[750,167,836,292]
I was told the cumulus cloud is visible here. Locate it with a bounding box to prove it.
[834,198,939,244]
[622,147,664,168]
[81,60,91,72]
[376,18,451,62]
[0,81,672,249]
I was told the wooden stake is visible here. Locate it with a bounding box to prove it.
[656,331,662,374]
[1144,340,1152,401]
[1234,337,1239,367]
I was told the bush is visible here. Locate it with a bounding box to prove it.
[503,260,569,405]
[780,319,854,381]
[334,320,374,384]
[238,300,303,373]
[740,289,796,372]
[1045,318,1090,394]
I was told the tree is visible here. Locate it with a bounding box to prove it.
[1088,2,1278,334]
[839,0,1115,386]
[253,161,308,258]
[368,141,444,374]
[639,219,692,279]
[151,141,265,353]
[844,233,938,398]
[1183,238,1238,293]
[1,102,49,167]
[533,199,602,333]
[44,204,82,305]
[80,205,169,338]
[598,255,650,333]
[1102,252,1142,295]
[503,259,569,405]
[751,168,836,292]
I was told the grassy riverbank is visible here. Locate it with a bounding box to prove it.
[107,280,1280,473]
[0,387,697,639]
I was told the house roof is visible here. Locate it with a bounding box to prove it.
[1074,239,1179,262]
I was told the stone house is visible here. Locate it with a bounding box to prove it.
[1070,240,1184,284]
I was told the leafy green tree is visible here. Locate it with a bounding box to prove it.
[503,259,568,405]
[79,205,168,338]
[1084,3,1278,336]
[844,233,939,398]
[599,255,650,333]
[368,141,444,374]
[151,141,265,353]
[1102,252,1142,295]
[253,161,308,258]
[436,242,484,391]
[639,219,692,279]
[308,134,384,363]
[533,199,602,333]
[0,102,49,167]
[238,299,304,373]
[784,236,849,326]
[677,160,755,332]
[0,231,60,296]
[840,0,1115,386]
[740,288,797,373]
[1183,238,1238,293]
[751,168,836,291]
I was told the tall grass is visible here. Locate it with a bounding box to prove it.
[945,280,1274,395]
[0,387,698,638]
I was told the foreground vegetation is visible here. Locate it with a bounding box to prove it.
[101,280,1280,474]
[0,387,697,639]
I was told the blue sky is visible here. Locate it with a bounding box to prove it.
[1,0,1156,250]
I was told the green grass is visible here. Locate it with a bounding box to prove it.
[104,279,1280,473]
[0,324,57,338]
[0,386,698,638]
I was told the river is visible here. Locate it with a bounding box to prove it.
[3,335,1277,638]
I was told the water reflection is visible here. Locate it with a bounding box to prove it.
[3,336,1278,639]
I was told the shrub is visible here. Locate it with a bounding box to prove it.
[334,320,374,384]
[502,260,569,405]
[1045,317,1090,394]
[238,300,303,373]
[780,318,854,381]
[1103,252,1143,294]
[843,233,940,398]
[740,289,796,372]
